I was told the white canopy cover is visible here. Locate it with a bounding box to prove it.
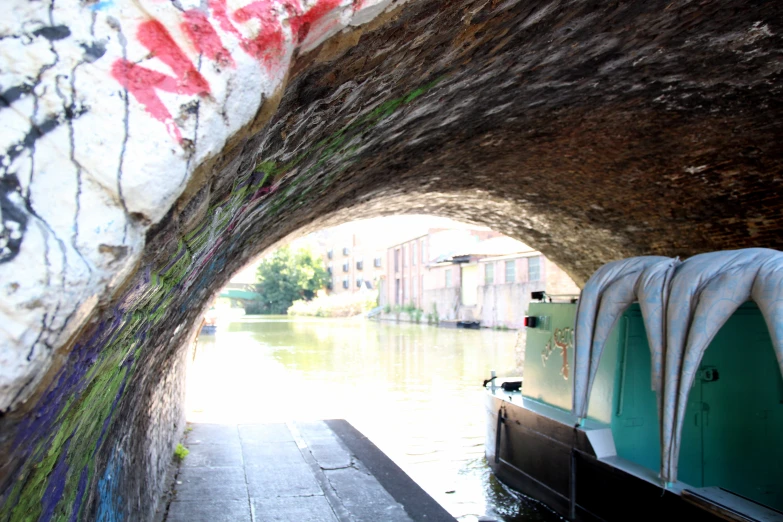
[572,248,783,483]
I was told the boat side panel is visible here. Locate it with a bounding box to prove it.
[687,304,783,511]
[574,453,719,522]
[609,308,662,475]
[584,313,623,425]
[486,392,591,519]
[522,303,577,412]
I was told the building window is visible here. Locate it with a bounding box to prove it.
[327,249,333,259]
[485,263,494,284]
[342,278,349,289]
[421,240,426,263]
[445,269,452,288]
[528,256,541,281]
[342,263,349,272]
[412,243,417,265]
[356,258,363,270]
[356,278,363,288]
[505,260,515,283]
[395,249,400,272]
[327,264,333,275]
[374,257,382,268]
[343,247,350,256]
[412,277,418,298]
[403,245,407,267]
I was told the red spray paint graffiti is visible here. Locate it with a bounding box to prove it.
[289,0,341,44]
[111,20,210,142]
[231,0,287,68]
[112,0,347,141]
[182,10,235,68]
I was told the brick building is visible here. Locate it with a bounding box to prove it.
[382,228,504,308]
[381,233,579,328]
[317,228,386,296]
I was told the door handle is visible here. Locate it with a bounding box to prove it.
[693,403,709,427]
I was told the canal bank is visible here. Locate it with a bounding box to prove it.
[182,316,557,522]
[159,420,455,522]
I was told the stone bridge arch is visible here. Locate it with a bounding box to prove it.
[1,0,782,519]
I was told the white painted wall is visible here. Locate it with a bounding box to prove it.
[0,0,403,410]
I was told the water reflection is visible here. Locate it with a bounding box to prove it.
[186,317,560,522]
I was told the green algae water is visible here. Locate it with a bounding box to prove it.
[186,316,561,522]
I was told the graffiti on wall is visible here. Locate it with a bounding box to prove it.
[0,23,91,265]
[111,0,343,142]
[0,77,442,521]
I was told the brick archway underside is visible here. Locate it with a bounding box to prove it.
[2,0,782,520]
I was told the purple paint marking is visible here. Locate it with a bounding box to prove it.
[69,467,89,522]
[40,437,72,522]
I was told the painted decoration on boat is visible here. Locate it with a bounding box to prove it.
[542,327,573,380]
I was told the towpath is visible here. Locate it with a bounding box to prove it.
[161,420,456,522]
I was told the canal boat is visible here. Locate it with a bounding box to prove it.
[486,249,783,522]
[199,306,220,335]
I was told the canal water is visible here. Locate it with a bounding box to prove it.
[186,316,561,522]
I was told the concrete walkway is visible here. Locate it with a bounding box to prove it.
[163,420,455,522]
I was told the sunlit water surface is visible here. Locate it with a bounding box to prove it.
[186,316,561,522]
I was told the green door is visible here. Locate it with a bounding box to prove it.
[608,304,783,511]
[681,304,783,511]
[678,378,705,487]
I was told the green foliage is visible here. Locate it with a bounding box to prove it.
[426,303,440,325]
[288,292,377,317]
[243,298,266,315]
[385,303,424,323]
[249,246,329,314]
[174,444,189,461]
[404,302,423,323]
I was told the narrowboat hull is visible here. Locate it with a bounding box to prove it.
[486,390,782,522]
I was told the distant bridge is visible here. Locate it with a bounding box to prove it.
[219,283,262,301]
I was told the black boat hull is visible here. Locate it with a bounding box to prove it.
[486,393,726,522]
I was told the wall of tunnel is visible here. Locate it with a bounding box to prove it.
[1,0,782,519]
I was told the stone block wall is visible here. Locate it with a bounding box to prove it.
[421,287,461,322]
[477,282,545,329]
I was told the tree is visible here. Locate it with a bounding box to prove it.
[251,246,329,314]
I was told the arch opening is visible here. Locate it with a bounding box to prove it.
[171,214,579,521]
